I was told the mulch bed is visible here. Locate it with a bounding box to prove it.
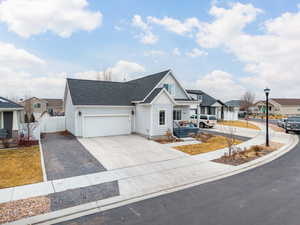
[155,139,183,144]
[0,196,50,224]
[213,142,283,166]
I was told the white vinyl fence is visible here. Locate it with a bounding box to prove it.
[223,111,239,121]
[19,122,40,140]
[19,116,66,140]
[39,116,66,133]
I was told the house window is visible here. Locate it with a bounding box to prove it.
[159,110,166,125]
[200,107,205,114]
[34,103,41,108]
[163,84,174,95]
[210,107,216,115]
[173,110,182,120]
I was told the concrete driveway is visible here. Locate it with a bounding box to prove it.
[78,135,186,170]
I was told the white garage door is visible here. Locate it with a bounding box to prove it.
[83,115,131,138]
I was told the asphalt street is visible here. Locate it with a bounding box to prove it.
[57,133,300,225]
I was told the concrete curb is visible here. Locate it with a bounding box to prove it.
[8,134,299,225]
[39,140,47,182]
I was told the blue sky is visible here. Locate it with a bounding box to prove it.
[1,0,300,100]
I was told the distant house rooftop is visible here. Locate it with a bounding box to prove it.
[271,98,300,106]
[0,97,23,109]
[225,100,241,107]
[186,89,225,106]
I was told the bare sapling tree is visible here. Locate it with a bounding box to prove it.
[23,97,37,141]
[226,126,237,157]
[220,125,238,157]
[241,91,256,115]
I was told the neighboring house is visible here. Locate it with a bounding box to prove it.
[64,70,199,138]
[20,97,64,119]
[252,98,300,116]
[0,97,23,138]
[43,98,64,116]
[187,90,239,121]
[225,100,240,120]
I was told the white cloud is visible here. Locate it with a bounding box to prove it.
[76,60,145,81]
[0,0,102,38]
[186,48,208,58]
[0,42,45,70]
[172,48,181,56]
[114,25,123,31]
[132,15,158,44]
[196,3,262,48]
[0,69,66,99]
[132,15,149,31]
[0,42,65,98]
[144,50,166,57]
[0,42,145,98]
[190,70,246,101]
[148,16,201,36]
[194,2,300,98]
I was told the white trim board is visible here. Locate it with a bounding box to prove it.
[82,114,130,118]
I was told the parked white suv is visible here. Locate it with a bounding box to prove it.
[190,114,217,128]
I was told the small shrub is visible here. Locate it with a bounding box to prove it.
[165,129,173,141]
[1,138,10,148]
[17,135,38,147]
[59,130,71,136]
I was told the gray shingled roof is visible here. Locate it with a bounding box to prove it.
[226,100,241,107]
[0,97,23,109]
[143,88,163,104]
[67,70,170,106]
[186,90,220,106]
[126,70,170,101]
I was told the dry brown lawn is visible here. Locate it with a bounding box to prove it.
[0,145,43,189]
[218,120,260,130]
[174,136,243,155]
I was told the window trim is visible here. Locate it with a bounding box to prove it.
[159,110,166,126]
[163,83,175,96]
[173,109,182,121]
[34,103,41,109]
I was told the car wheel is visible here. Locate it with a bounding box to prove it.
[285,129,289,134]
[199,123,205,128]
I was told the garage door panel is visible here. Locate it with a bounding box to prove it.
[84,115,131,137]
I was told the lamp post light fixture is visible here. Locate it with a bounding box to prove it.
[264,87,270,147]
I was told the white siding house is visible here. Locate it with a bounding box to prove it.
[64,70,199,138]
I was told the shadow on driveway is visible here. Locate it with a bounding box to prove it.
[41,133,106,180]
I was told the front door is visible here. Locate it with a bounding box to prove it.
[3,111,13,138]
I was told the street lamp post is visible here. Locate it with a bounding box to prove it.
[264,87,270,147]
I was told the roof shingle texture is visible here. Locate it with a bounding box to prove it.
[68,70,170,106]
[186,90,218,106]
[271,98,300,106]
[0,97,23,109]
[42,99,63,107]
[143,88,163,104]
[225,100,241,107]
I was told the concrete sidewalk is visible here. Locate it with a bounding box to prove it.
[2,122,298,225]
